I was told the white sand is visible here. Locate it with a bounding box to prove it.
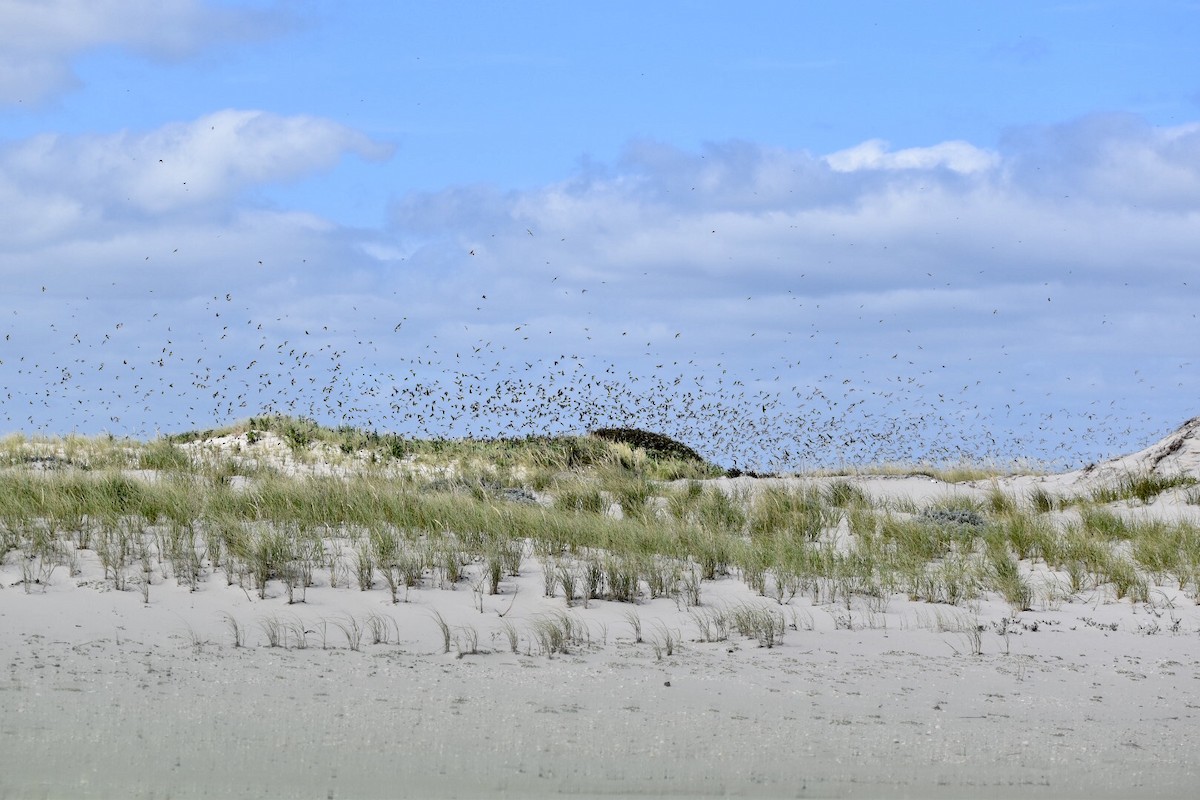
[4,421,1200,798]
[5,529,1200,798]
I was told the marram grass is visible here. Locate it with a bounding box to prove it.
[2,418,1199,622]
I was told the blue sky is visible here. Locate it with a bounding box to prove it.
[1,1,1198,469]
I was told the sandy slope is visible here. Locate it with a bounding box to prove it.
[4,422,1200,798]
[990,416,1200,501]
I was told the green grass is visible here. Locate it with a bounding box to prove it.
[1028,486,1058,513]
[4,419,1199,622]
[748,485,832,542]
[824,480,870,509]
[1087,471,1197,505]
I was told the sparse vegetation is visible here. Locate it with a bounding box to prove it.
[2,416,1199,660]
[1087,472,1197,505]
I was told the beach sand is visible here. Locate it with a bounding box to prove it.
[5,525,1200,798]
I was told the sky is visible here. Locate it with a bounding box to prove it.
[1,1,1199,470]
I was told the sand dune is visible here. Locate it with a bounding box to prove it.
[3,423,1200,798]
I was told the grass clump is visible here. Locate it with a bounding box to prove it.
[989,511,1057,562]
[749,486,832,542]
[1080,506,1133,541]
[1088,472,1197,505]
[824,480,869,509]
[1130,521,1198,587]
[530,612,590,657]
[598,467,657,522]
[552,482,606,516]
[137,439,193,471]
[729,603,786,648]
[984,536,1033,612]
[1028,486,1058,513]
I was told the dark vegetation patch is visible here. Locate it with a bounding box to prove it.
[920,508,986,528]
[725,467,778,479]
[589,427,705,463]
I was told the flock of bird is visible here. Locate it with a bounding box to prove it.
[0,249,1176,472]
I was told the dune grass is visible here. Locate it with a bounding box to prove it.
[3,417,1200,643]
[1084,471,1197,505]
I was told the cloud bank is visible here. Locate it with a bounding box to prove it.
[1,110,1197,468]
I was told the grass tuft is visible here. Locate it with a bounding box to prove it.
[1089,472,1197,505]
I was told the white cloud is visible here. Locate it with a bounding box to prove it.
[825,139,999,173]
[0,109,393,240]
[0,0,292,104]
